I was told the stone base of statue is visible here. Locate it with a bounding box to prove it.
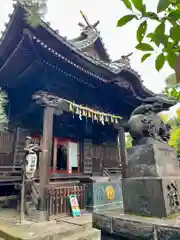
[93,143,180,240]
[92,98,180,239]
[122,142,180,218]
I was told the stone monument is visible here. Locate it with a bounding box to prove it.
[81,176,123,213]
[123,97,180,218]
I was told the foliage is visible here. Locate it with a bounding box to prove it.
[169,126,180,156]
[164,86,180,100]
[16,0,47,27]
[160,106,180,157]
[168,109,180,157]
[125,132,133,148]
[162,76,180,155]
[165,73,178,86]
[117,0,180,72]
[0,90,8,132]
[163,73,180,101]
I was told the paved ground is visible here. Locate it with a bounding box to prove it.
[0,209,100,240]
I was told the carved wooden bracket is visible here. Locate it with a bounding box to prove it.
[32,91,69,115]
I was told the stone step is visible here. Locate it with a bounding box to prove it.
[61,228,100,240]
[26,203,42,222]
[28,211,41,218]
[28,212,40,218]
[26,217,39,222]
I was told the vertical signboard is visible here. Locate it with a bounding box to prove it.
[69,195,81,217]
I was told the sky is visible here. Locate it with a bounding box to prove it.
[0,0,174,94]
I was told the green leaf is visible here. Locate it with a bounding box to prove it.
[157,0,171,13]
[136,20,147,42]
[167,52,177,69]
[136,43,154,51]
[145,12,159,20]
[146,33,154,39]
[163,41,174,54]
[168,19,176,26]
[155,22,165,37]
[169,0,178,3]
[121,0,132,10]
[148,34,162,47]
[155,53,165,71]
[147,32,163,47]
[131,0,145,12]
[168,9,180,20]
[152,22,166,46]
[117,14,137,27]
[170,25,180,42]
[141,53,151,62]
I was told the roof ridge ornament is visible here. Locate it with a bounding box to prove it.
[112,52,133,68]
[121,52,133,61]
[78,10,100,32]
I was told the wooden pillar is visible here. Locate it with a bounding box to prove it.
[38,106,54,211]
[117,127,128,178]
[53,138,57,172]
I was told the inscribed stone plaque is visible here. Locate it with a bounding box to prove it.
[85,178,123,212]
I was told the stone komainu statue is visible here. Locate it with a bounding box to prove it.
[127,97,171,146]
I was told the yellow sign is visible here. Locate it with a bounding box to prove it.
[106,186,115,200]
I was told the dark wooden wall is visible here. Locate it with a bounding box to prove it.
[0,129,15,166]
[83,139,119,175]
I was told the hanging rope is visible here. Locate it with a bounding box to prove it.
[66,99,122,125]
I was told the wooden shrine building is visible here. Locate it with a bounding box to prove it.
[0,2,174,218]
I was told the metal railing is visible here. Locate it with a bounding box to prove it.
[45,184,86,220]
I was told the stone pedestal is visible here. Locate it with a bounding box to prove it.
[123,143,180,218]
[127,142,179,177]
[123,177,180,218]
[81,176,123,212]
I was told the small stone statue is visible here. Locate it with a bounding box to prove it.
[113,52,133,68]
[121,52,133,62]
[127,97,171,146]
